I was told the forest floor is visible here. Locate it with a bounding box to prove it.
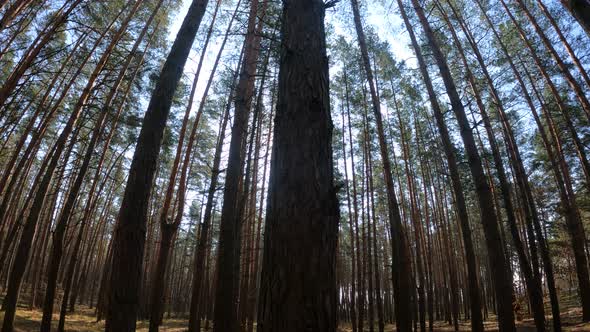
[0,306,187,332]
[1,302,589,331]
[339,307,590,331]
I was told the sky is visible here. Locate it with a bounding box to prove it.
[166,0,416,106]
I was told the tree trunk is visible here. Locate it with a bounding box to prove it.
[256,1,339,331]
[409,1,516,330]
[186,14,242,330]
[340,71,358,332]
[515,0,590,123]
[434,3,546,329]
[105,0,209,330]
[39,2,148,330]
[499,0,590,320]
[395,0,483,330]
[535,0,590,89]
[560,0,590,37]
[475,2,562,328]
[212,0,265,330]
[0,0,83,107]
[349,1,413,330]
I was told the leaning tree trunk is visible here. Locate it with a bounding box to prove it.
[499,0,590,320]
[474,2,563,329]
[0,4,127,328]
[147,3,219,331]
[0,0,34,30]
[515,0,590,125]
[0,0,83,107]
[256,0,339,331]
[409,0,516,330]
[212,0,265,330]
[434,2,546,330]
[534,0,590,89]
[560,0,590,37]
[394,1,483,330]
[105,0,209,330]
[39,2,148,330]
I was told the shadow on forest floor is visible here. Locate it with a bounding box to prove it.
[338,307,590,331]
[1,296,589,331]
[0,305,187,332]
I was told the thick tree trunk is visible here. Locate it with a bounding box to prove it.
[147,2,218,331]
[105,0,209,330]
[256,0,339,330]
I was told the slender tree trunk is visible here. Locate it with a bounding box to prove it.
[435,3,546,330]
[0,0,83,107]
[349,1,413,330]
[212,0,265,330]
[534,0,590,89]
[341,97,357,332]
[343,68,365,332]
[515,0,590,123]
[475,2,562,328]
[499,0,590,320]
[0,0,34,30]
[186,7,244,331]
[560,0,590,37]
[0,6,129,327]
[105,0,209,330]
[409,1,516,330]
[39,3,148,330]
[395,1,483,329]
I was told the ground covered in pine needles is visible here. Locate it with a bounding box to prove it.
[339,307,590,331]
[0,306,187,332]
[1,303,589,331]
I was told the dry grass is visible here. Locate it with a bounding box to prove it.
[0,306,188,332]
[337,308,590,331]
[1,304,589,331]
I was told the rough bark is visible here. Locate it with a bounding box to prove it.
[256,0,339,330]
